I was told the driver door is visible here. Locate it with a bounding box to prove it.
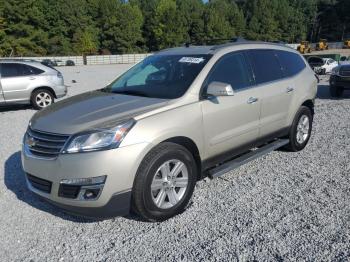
[200,52,261,160]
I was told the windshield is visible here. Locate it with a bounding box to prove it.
[103,54,211,99]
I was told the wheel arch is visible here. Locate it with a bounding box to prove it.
[31,86,57,99]
[162,136,202,180]
[301,99,315,116]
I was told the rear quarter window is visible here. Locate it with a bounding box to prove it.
[25,65,45,75]
[275,50,306,77]
[247,50,284,84]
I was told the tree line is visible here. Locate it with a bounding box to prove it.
[0,0,349,56]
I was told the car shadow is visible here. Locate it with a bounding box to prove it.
[3,151,131,223]
[317,84,350,100]
[0,104,33,113]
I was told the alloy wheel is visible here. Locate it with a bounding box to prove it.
[151,159,189,209]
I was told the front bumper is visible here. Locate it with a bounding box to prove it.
[22,142,152,218]
[330,75,350,89]
[44,190,132,218]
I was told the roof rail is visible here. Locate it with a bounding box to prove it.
[184,36,248,48]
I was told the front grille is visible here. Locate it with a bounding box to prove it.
[26,174,52,194]
[26,128,69,158]
[58,184,81,199]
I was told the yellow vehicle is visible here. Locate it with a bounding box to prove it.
[343,40,350,49]
[316,39,329,51]
[297,41,312,54]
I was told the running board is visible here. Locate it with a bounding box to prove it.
[208,139,289,179]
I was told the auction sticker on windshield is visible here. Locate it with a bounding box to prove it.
[179,57,205,64]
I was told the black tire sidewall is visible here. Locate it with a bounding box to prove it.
[133,143,197,221]
[289,107,313,151]
[31,89,54,110]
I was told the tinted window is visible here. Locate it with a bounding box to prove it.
[1,63,21,77]
[206,52,253,91]
[0,63,43,77]
[105,55,211,99]
[247,50,283,84]
[276,50,306,77]
[26,65,44,75]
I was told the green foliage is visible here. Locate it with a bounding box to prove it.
[99,0,143,53]
[0,0,348,56]
[151,0,187,49]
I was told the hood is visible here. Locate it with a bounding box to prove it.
[30,90,169,134]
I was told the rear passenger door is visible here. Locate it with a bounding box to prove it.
[247,50,294,138]
[0,63,36,102]
[201,52,261,159]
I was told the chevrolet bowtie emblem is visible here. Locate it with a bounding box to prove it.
[27,137,37,147]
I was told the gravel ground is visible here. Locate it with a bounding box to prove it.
[0,66,349,261]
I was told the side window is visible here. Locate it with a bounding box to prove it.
[0,63,43,77]
[20,64,34,76]
[275,50,306,77]
[1,63,21,78]
[247,50,284,84]
[25,65,44,75]
[206,52,253,91]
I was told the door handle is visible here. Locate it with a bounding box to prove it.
[29,77,36,80]
[247,97,258,104]
[286,86,294,93]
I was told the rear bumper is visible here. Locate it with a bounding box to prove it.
[54,85,68,98]
[330,75,350,89]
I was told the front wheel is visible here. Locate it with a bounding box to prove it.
[31,89,55,110]
[132,142,197,222]
[285,106,313,152]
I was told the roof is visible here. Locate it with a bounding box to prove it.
[156,41,294,56]
[0,59,42,65]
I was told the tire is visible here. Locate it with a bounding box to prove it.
[31,89,55,110]
[284,106,313,152]
[132,142,197,222]
[330,86,344,98]
[66,60,75,66]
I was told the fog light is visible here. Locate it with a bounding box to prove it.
[77,185,104,201]
[83,188,100,200]
[60,176,106,201]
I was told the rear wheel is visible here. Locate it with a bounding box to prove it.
[132,142,197,222]
[31,89,54,110]
[330,86,344,98]
[285,106,313,152]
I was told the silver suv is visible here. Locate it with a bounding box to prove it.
[0,60,67,109]
[22,42,317,221]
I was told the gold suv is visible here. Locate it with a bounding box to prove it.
[22,42,317,221]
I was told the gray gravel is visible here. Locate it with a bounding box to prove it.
[0,67,349,261]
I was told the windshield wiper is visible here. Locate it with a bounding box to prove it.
[113,90,149,97]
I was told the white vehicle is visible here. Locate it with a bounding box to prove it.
[320,58,338,74]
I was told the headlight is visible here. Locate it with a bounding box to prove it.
[331,66,340,76]
[63,119,135,153]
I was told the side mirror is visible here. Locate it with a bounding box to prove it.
[206,81,234,97]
